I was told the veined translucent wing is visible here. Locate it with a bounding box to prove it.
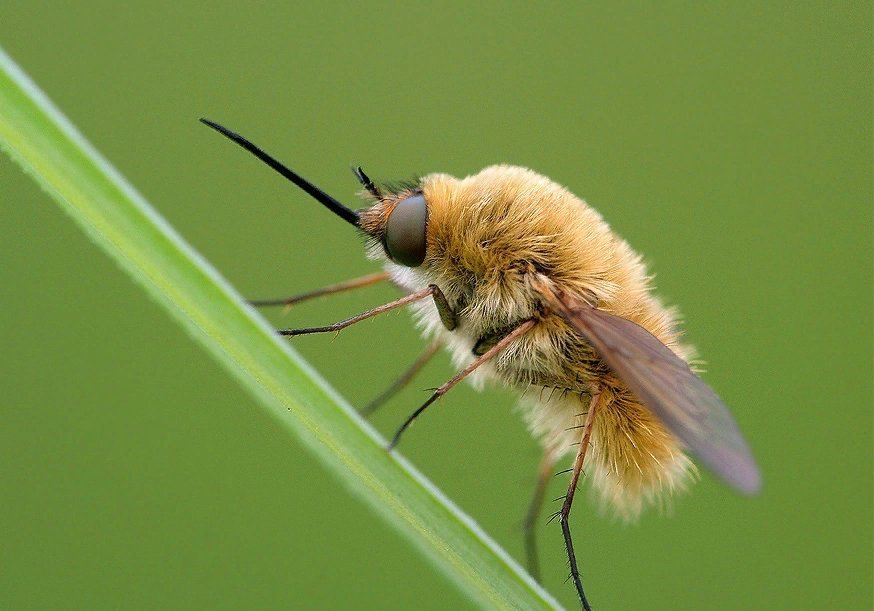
[534,277,761,494]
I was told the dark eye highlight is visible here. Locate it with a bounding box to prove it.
[384,194,427,267]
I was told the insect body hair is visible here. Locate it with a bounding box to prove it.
[363,165,698,519]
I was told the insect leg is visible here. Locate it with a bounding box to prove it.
[388,318,537,449]
[249,271,389,309]
[473,327,512,356]
[360,340,441,416]
[522,447,557,582]
[429,284,457,331]
[559,389,604,611]
[278,285,436,336]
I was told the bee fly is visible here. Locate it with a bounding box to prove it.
[201,119,761,609]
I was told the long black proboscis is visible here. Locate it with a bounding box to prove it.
[200,118,359,227]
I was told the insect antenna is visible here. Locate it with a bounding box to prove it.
[352,166,381,199]
[199,118,359,227]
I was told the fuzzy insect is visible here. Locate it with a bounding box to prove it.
[201,119,761,609]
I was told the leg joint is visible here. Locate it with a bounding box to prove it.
[429,284,457,331]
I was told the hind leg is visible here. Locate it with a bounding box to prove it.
[522,447,557,581]
[558,389,604,610]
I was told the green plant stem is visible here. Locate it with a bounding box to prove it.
[0,47,561,609]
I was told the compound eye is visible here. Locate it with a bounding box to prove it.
[384,194,427,267]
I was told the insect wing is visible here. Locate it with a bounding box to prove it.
[544,288,761,494]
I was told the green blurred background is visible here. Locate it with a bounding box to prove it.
[1,3,870,609]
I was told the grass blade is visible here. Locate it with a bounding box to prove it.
[0,47,561,609]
